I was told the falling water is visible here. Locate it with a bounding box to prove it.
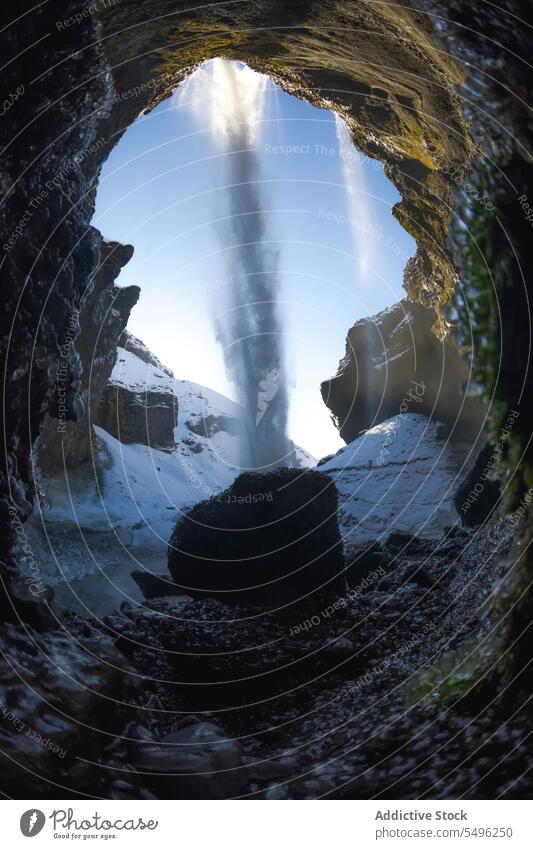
[334,114,375,274]
[177,59,292,470]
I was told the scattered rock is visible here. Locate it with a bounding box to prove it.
[134,721,247,799]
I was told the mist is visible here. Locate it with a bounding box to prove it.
[334,113,376,275]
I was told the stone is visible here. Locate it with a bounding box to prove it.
[321,298,486,443]
[167,468,346,602]
[134,721,247,799]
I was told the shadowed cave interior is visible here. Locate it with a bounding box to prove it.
[1,0,533,801]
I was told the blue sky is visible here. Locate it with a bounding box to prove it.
[92,62,415,458]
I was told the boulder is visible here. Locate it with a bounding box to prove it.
[134,720,247,799]
[321,298,487,443]
[167,468,346,602]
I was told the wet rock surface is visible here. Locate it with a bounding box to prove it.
[321,298,487,443]
[97,332,178,451]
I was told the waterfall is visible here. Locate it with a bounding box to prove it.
[177,59,292,471]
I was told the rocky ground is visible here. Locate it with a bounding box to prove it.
[58,509,530,799]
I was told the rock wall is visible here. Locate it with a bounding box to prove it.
[36,241,139,476]
[97,332,178,451]
[321,298,487,443]
[98,386,177,451]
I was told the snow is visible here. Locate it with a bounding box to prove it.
[26,381,242,592]
[111,345,175,395]
[320,413,464,542]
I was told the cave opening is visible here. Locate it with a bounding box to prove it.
[91,58,416,463]
[2,0,532,804]
[29,58,420,614]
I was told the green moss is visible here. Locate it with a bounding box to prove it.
[407,646,494,711]
[452,162,529,511]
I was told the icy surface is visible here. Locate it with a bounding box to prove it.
[320,413,464,542]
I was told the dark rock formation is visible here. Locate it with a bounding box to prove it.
[344,541,386,589]
[98,385,177,451]
[133,720,247,799]
[103,516,525,799]
[0,620,142,798]
[321,298,487,443]
[0,2,112,559]
[36,240,139,476]
[454,442,501,527]
[0,0,478,561]
[167,469,346,602]
[97,331,178,451]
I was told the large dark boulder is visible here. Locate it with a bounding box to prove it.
[321,298,487,443]
[167,469,346,602]
[454,442,501,527]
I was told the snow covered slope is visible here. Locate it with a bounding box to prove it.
[319,413,465,543]
[27,380,244,589]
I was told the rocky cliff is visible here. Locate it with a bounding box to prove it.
[97,332,177,451]
[321,298,487,443]
[167,469,345,602]
[36,240,139,476]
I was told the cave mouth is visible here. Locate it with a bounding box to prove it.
[27,58,424,615]
[25,56,488,629]
[91,58,416,464]
[2,0,531,804]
